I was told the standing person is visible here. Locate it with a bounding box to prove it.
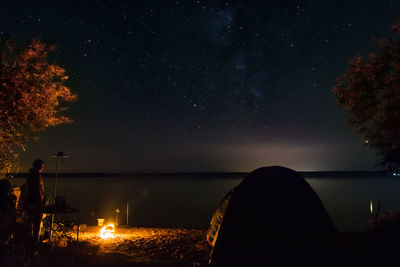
[24,159,45,245]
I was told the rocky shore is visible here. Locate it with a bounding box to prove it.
[5,226,400,266]
[38,227,211,267]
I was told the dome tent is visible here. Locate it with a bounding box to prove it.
[207,166,340,267]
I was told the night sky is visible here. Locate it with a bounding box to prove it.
[2,1,399,172]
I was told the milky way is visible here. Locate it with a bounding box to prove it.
[1,1,399,172]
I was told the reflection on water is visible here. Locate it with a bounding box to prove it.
[10,176,242,228]
[9,175,400,231]
[307,176,400,231]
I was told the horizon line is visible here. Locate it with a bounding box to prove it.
[10,170,388,177]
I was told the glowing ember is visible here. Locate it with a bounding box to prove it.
[98,223,115,239]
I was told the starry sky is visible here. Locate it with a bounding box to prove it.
[2,0,399,172]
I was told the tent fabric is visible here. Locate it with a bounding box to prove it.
[207,190,232,247]
[208,166,340,267]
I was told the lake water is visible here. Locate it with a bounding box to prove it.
[9,174,400,232]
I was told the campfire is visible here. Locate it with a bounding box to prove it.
[98,223,116,239]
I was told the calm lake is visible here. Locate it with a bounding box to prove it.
[9,174,400,232]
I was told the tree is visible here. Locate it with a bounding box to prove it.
[0,37,76,175]
[332,18,400,170]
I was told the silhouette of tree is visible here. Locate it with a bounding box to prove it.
[0,37,76,174]
[332,18,400,170]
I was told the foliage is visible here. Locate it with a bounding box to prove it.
[332,18,400,170]
[0,37,76,174]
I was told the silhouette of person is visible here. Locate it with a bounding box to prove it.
[0,179,16,255]
[24,159,45,245]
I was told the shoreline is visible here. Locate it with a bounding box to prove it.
[39,227,210,267]
[4,226,400,266]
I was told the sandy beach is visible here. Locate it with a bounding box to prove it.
[37,227,211,267]
[45,228,400,267]
[2,224,400,266]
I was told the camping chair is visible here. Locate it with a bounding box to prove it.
[42,216,74,244]
[41,196,81,245]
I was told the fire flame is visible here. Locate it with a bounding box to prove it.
[98,223,115,239]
